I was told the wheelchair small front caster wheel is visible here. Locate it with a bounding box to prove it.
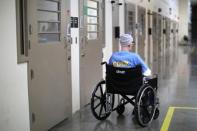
[154,108,160,120]
[116,105,125,115]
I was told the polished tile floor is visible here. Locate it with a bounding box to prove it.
[51,45,197,131]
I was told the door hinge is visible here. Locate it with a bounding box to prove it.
[148,28,152,35]
[30,69,34,80]
[29,24,32,35]
[28,40,31,50]
[32,113,36,123]
[68,56,71,61]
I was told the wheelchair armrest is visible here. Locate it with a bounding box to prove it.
[153,74,158,78]
[143,74,158,84]
[101,62,107,65]
[145,74,158,79]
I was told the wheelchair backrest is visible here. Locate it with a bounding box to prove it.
[106,64,143,95]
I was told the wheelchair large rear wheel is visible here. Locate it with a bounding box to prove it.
[91,80,115,120]
[135,85,156,127]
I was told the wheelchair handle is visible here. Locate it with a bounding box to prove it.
[101,62,107,65]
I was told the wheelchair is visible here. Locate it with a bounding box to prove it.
[90,62,160,127]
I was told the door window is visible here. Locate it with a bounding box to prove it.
[128,11,134,32]
[37,0,61,43]
[86,0,99,40]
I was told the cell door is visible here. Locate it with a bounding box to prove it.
[157,14,162,56]
[137,6,146,59]
[157,14,163,75]
[152,12,158,74]
[162,17,166,55]
[147,10,152,67]
[173,22,176,49]
[169,20,174,50]
[176,23,179,45]
[79,0,104,107]
[125,3,136,52]
[166,18,171,51]
[28,0,72,131]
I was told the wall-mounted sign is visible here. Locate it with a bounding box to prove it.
[71,17,78,28]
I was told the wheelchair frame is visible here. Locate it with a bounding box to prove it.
[90,62,159,127]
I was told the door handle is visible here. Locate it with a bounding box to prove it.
[64,34,72,44]
[68,56,71,61]
[81,53,85,57]
[64,23,72,46]
[64,35,72,48]
[30,69,34,80]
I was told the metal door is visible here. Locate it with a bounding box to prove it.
[176,22,179,46]
[157,14,163,75]
[152,12,158,74]
[79,0,104,107]
[170,20,173,50]
[147,10,152,67]
[157,14,162,57]
[112,0,120,52]
[125,3,136,52]
[166,18,171,51]
[161,17,166,78]
[137,6,146,59]
[162,17,166,55]
[173,21,176,49]
[28,0,71,131]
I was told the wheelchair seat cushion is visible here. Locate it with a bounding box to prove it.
[106,64,143,95]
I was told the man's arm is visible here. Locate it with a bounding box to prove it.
[135,54,152,76]
[109,56,113,65]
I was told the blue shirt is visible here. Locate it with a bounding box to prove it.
[109,51,150,75]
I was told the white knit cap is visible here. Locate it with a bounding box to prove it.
[120,34,133,46]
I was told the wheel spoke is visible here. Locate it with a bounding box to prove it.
[141,108,149,123]
[94,101,101,110]
[94,95,101,99]
[100,85,104,97]
[143,106,151,120]
[139,98,154,124]
[99,104,104,117]
[141,114,146,123]
[103,103,107,111]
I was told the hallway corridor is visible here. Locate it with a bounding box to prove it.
[1,0,193,130]
[51,45,197,131]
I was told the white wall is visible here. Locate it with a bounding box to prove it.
[103,0,113,62]
[179,0,190,41]
[71,0,80,114]
[0,0,30,131]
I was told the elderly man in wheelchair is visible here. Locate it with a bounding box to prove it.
[90,34,159,127]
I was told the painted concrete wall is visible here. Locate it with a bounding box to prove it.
[0,0,30,131]
[71,0,80,114]
[179,0,190,41]
[103,0,113,62]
